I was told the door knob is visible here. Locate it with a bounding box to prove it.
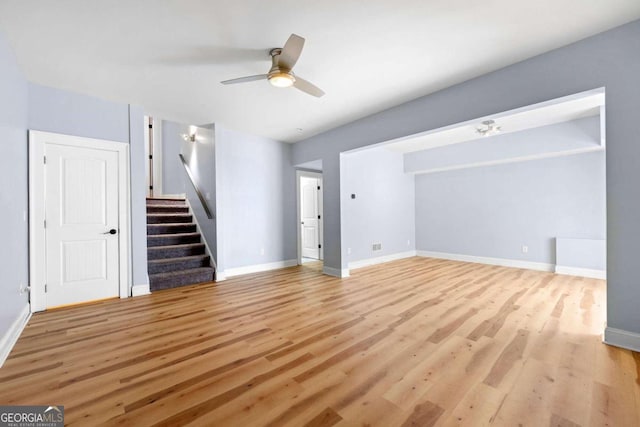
[103,229,117,235]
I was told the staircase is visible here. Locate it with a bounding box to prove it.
[146,198,215,291]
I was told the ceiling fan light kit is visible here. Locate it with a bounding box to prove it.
[268,72,295,88]
[221,34,325,97]
[476,120,502,137]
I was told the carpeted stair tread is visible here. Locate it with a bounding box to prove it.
[147,223,197,235]
[148,232,201,247]
[145,197,214,291]
[146,198,187,206]
[147,205,190,213]
[147,213,193,224]
[147,242,206,260]
[150,267,215,291]
[148,255,211,274]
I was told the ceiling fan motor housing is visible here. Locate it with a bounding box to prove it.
[268,48,296,86]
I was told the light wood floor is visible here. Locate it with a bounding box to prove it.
[1,257,638,426]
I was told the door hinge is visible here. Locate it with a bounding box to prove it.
[317,185,320,190]
[149,186,153,190]
[317,215,321,219]
[44,219,46,228]
[44,284,47,293]
[148,124,153,129]
[318,244,322,249]
[148,155,153,160]
[43,156,46,164]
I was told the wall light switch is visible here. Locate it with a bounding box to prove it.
[522,245,528,253]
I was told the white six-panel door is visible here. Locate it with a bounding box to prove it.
[29,131,130,312]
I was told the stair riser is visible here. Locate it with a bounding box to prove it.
[147,206,189,214]
[148,234,200,247]
[148,245,205,260]
[148,257,210,274]
[146,199,187,206]
[147,214,192,224]
[147,224,197,235]
[150,270,214,291]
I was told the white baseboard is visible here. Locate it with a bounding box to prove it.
[131,283,151,297]
[416,250,554,272]
[323,266,350,278]
[214,271,227,282]
[0,303,31,368]
[225,259,298,278]
[348,250,416,270]
[555,265,606,280]
[603,326,640,352]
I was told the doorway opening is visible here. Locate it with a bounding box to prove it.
[144,116,163,197]
[297,170,323,269]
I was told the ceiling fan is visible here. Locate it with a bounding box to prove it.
[221,34,325,98]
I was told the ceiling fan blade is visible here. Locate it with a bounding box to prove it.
[293,76,325,98]
[221,74,268,85]
[278,34,305,70]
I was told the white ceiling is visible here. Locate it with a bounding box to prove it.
[1,1,638,143]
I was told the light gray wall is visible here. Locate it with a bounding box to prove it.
[415,151,605,265]
[128,105,149,286]
[404,116,601,173]
[161,120,298,275]
[161,120,188,195]
[161,121,217,267]
[180,124,217,267]
[28,83,148,288]
[28,83,130,143]
[291,20,640,335]
[0,30,29,341]
[342,147,415,263]
[215,125,296,272]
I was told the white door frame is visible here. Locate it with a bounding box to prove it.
[151,118,163,196]
[29,131,131,312]
[296,170,323,265]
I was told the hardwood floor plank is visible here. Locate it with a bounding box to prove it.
[142,353,315,427]
[399,401,445,427]
[483,329,530,388]
[0,257,637,426]
[302,407,343,427]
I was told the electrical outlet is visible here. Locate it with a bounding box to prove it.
[522,245,528,254]
[260,247,265,256]
[347,248,352,255]
[407,239,411,246]
[372,243,382,251]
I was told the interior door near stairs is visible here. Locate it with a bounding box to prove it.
[301,176,322,259]
[45,143,121,308]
